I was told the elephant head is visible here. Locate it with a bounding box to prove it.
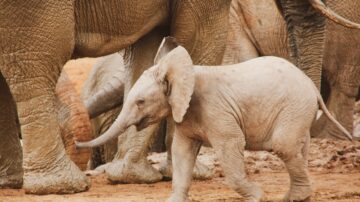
[76,37,194,148]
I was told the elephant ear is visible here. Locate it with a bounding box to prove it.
[154,37,179,64]
[155,45,195,123]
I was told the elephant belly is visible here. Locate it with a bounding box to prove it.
[74,0,168,57]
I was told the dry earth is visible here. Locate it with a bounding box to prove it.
[1,58,359,202]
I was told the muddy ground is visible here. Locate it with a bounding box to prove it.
[1,58,359,202]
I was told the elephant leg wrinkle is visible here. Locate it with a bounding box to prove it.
[19,94,91,194]
[0,73,23,189]
[105,125,163,184]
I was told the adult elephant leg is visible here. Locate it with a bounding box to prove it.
[355,96,360,138]
[56,71,92,171]
[88,107,121,170]
[0,1,89,194]
[0,73,23,188]
[278,0,326,89]
[104,27,166,183]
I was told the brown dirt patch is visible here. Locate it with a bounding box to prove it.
[2,139,359,201]
[1,172,359,202]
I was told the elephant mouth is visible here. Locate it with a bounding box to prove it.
[135,116,151,131]
[135,115,159,131]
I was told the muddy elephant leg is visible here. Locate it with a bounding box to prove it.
[278,0,326,89]
[106,125,162,183]
[56,71,92,171]
[160,119,213,180]
[0,1,89,194]
[0,73,23,188]
[103,27,165,183]
[167,132,200,202]
[1,66,90,194]
[1,68,90,194]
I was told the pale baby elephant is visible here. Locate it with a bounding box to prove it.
[76,37,352,202]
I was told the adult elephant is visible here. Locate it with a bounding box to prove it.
[72,0,360,181]
[224,0,360,139]
[276,0,360,139]
[0,0,231,194]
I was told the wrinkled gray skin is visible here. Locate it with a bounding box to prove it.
[222,0,290,64]
[76,39,351,202]
[0,73,23,188]
[224,0,360,139]
[83,52,213,181]
[0,0,231,193]
[276,0,360,139]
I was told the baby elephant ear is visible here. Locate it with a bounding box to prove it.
[154,37,179,64]
[160,46,195,123]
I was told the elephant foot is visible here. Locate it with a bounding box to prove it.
[158,159,172,180]
[23,159,90,194]
[0,174,23,189]
[283,185,312,202]
[166,194,189,202]
[84,163,109,176]
[159,159,214,180]
[105,158,163,183]
[193,159,214,180]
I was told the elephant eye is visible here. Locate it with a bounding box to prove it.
[136,98,145,107]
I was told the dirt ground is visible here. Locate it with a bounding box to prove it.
[1,58,359,202]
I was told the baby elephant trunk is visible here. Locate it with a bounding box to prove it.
[75,112,128,148]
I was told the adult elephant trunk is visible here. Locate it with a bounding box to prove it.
[309,0,360,29]
[278,0,326,89]
[84,73,124,119]
[56,71,92,170]
[82,53,125,119]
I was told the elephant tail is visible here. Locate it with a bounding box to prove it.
[316,90,353,141]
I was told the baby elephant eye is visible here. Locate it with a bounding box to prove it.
[136,99,145,107]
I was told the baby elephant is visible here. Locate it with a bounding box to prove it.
[76,37,352,202]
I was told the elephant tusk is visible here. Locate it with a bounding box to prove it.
[309,0,360,29]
